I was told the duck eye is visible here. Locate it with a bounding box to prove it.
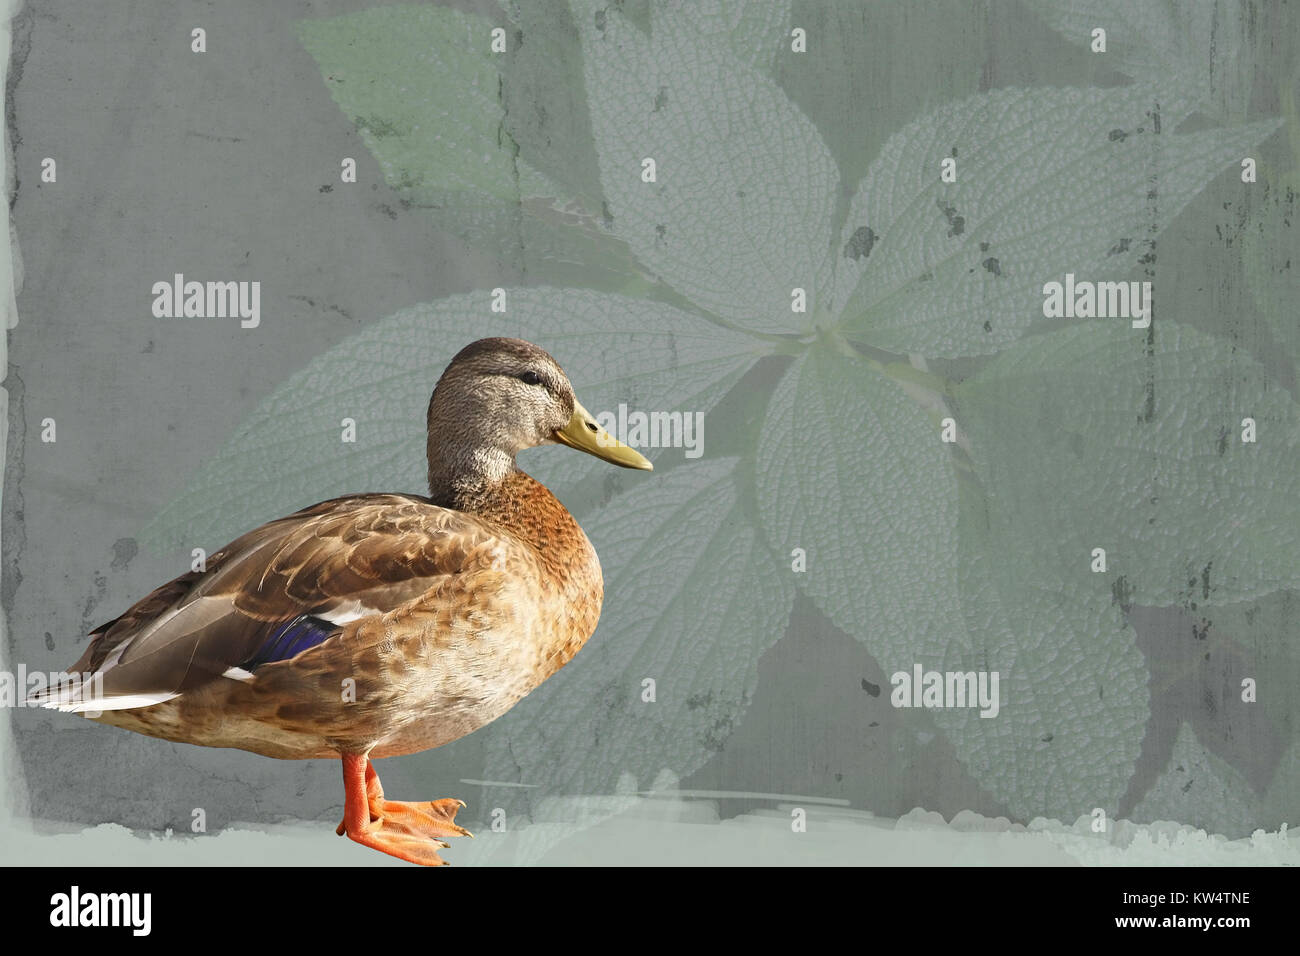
[518,371,544,387]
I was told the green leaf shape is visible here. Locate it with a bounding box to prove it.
[394,188,656,294]
[499,0,603,209]
[835,86,1280,357]
[755,342,963,671]
[950,479,1148,821]
[574,0,837,333]
[1022,0,1259,121]
[1195,589,1300,828]
[774,0,992,212]
[138,288,765,555]
[296,4,557,203]
[1128,586,1300,835]
[1133,723,1261,838]
[300,3,651,290]
[477,457,795,835]
[505,0,795,215]
[955,322,1300,606]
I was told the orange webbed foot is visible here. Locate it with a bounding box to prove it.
[337,755,472,866]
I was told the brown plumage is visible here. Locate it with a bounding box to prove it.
[33,337,652,864]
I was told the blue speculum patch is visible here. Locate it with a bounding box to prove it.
[242,614,338,669]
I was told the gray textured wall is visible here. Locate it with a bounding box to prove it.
[4,0,1298,865]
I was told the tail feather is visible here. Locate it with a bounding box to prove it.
[25,673,177,713]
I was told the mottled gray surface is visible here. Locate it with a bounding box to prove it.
[5,0,512,834]
[4,0,1298,864]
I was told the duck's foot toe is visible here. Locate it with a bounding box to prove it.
[338,797,472,864]
[338,757,470,865]
[345,823,455,867]
[386,797,474,839]
[337,797,472,838]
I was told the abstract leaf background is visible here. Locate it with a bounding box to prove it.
[137,0,1299,852]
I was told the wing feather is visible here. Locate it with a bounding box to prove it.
[35,494,506,709]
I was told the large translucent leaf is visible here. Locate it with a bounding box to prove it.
[574,0,837,332]
[673,0,793,72]
[138,289,764,555]
[774,0,992,211]
[950,479,1148,821]
[1133,724,1261,838]
[955,322,1300,605]
[1182,589,1300,831]
[752,341,1145,820]
[1022,0,1260,121]
[755,342,963,672]
[497,0,603,210]
[835,86,1280,356]
[299,4,652,289]
[503,0,797,216]
[375,189,654,294]
[296,4,557,203]
[1127,592,1300,838]
[474,457,795,862]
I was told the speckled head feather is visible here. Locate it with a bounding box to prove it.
[425,337,577,508]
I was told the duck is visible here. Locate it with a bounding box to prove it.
[29,337,652,865]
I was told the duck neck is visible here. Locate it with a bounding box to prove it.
[474,470,600,596]
[430,451,597,585]
[426,444,517,514]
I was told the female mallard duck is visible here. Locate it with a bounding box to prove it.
[31,337,651,865]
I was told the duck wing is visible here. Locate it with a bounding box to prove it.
[31,494,508,712]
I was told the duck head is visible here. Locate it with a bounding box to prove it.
[425,338,651,501]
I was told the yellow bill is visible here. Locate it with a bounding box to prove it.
[554,399,653,470]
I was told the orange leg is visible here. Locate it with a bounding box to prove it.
[336,753,472,866]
